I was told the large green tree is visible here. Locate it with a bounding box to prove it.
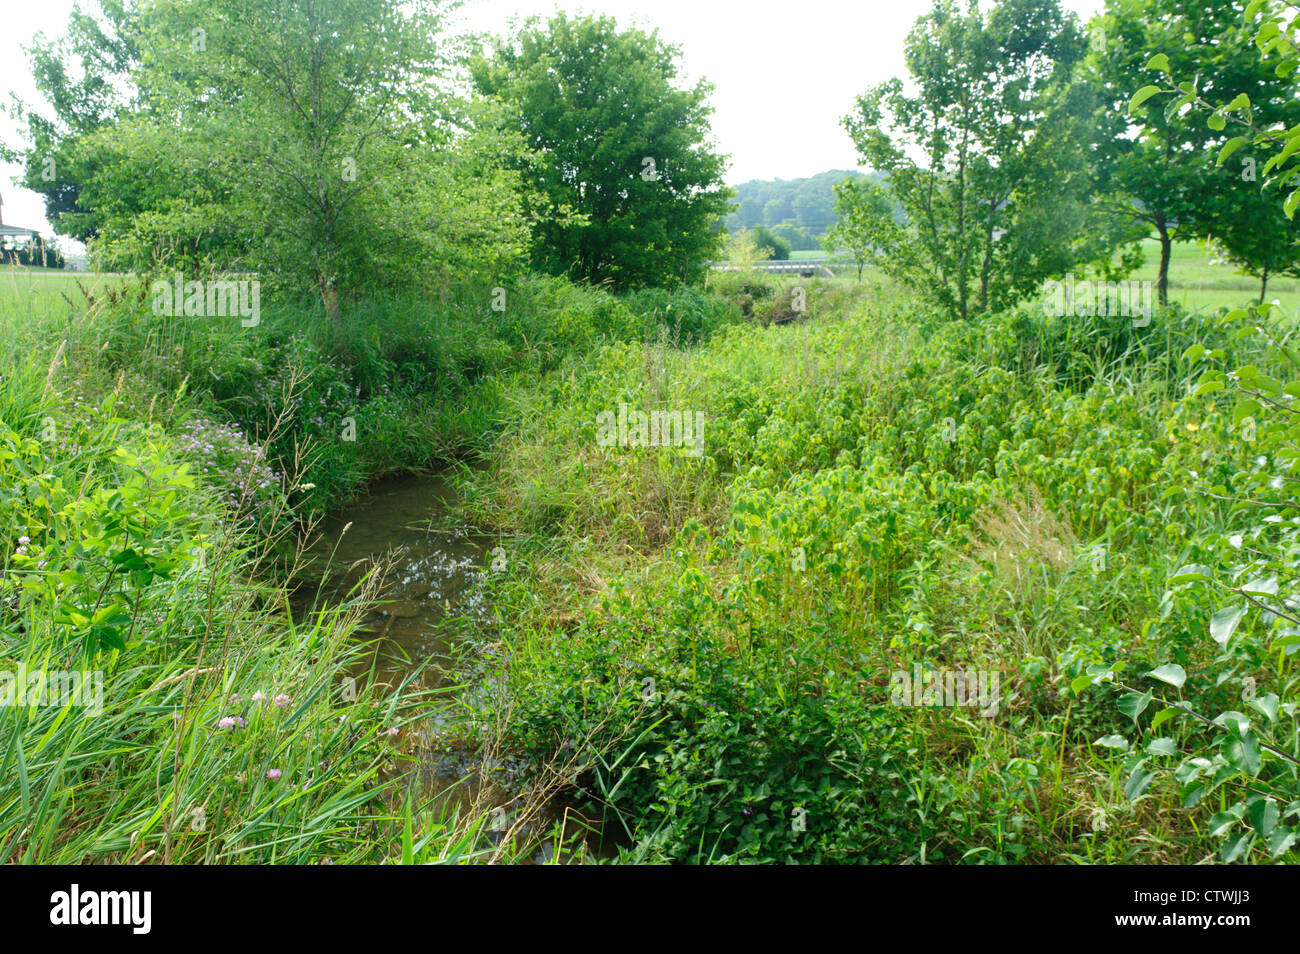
[471,13,731,289]
[1086,0,1299,305]
[844,0,1115,320]
[12,0,528,316]
[824,177,896,282]
[1210,190,1300,302]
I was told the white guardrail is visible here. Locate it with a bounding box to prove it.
[705,260,848,275]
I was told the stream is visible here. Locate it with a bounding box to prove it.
[295,473,612,863]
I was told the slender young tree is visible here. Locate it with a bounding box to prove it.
[844,0,1113,320]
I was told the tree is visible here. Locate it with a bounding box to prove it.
[723,171,872,236]
[4,0,144,244]
[843,0,1112,320]
[1209,195,1300,302]
[750,226,791,261]
[471,13,731,289]
[1078,1,1300,863]
[1086,0,1299,305]
[824,178,896,282]
[13,0,528,317]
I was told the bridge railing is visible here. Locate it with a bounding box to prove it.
[704,260,854,274]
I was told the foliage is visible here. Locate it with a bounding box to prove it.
[724,170,875,237]
[825,178,896,282]
[1089,0,1300,305]
[11,0,530,315]
[0,350,434,862]
[748,226,791,261]
[844,0,1110,319]
[471,12,732,289]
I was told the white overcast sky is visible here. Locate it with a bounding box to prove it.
[0,0,1107,248]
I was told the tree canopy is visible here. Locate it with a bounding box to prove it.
[471,13,731,289]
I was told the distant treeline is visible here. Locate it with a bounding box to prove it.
[723,170,879,249]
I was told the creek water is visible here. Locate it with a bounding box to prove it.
[296,473,611,863]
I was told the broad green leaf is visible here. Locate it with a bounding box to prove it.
[1146,663,1186,688]
[1151,707,1180,731]
[1118,691,1152,722]
[1129,85,1162,114]
[1124,767,1156,801]
[1225,733,1261,775]
[1247,692,1279,722]
[1208,807,1244,837]
[1248,797,1279,837]
[1215,710,1251,736]
[1221,831,1251,863]
[1070,673,1097,694]
[1169,564,1216,584]
[1268,827,1297,857]
[1210,604,1247,647]
[1146,738,1178,757]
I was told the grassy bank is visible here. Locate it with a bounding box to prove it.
[460,282,1299,863]
[0,265,747,863]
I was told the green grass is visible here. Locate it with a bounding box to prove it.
[457,283,1298,863]
[1129,238,1299,315]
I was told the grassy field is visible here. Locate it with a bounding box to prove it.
[1129,238,1298,315]
[737,239,1300,316]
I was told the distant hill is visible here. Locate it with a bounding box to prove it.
[724,169,880,249]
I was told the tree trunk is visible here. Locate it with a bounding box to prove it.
[1259,265,1269,305]
[1156,223,1172,308]
[319,274,340,322]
